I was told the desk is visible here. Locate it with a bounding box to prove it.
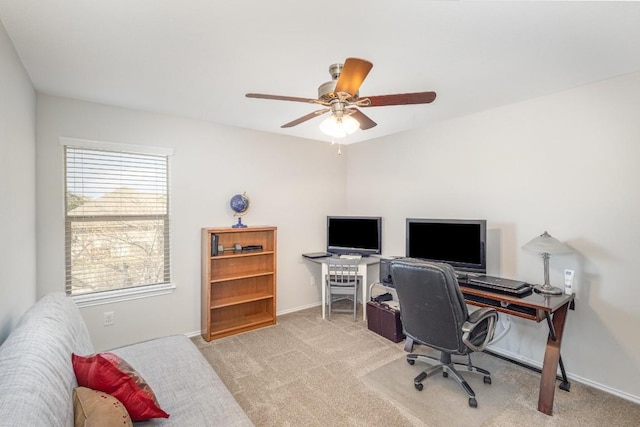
[304,255,380,321]
[460,284,574,416]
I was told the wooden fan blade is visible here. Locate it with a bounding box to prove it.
[246,93,316,103]
[281,108,329,128]
[348,108,377,130]
[334,58,373,97]
[365,91,437,107]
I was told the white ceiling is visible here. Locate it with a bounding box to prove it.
[2,1,640,144]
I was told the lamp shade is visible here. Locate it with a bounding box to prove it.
[522,231,571,255]
[319,114,359,138]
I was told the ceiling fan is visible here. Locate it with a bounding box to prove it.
[246,57,437,138]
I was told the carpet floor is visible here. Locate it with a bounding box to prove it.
[193,304,640,426]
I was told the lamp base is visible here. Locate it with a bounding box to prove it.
[533,284,563,295]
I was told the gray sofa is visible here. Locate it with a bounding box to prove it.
[0,293,252,426]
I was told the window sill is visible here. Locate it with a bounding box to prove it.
[72,283,176,308]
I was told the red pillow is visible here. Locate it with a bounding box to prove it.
[72,352,169,421]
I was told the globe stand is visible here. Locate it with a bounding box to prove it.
[232,217,247,228]
[230,193,250,228]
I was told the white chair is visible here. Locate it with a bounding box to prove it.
[325,258,361,320]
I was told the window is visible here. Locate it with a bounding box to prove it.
[62,138,173,304]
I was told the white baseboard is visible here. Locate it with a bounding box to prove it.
[184,302,322,339]
[276,302,321,316]
[486,345,640,405]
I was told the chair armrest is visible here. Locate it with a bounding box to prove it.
[462,308,498,352]
[466,307,498,326]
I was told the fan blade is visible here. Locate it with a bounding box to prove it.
[281,108,330,128]
[365,91,437,107]
[334,58,373,97]
[348,108,377,130]
[246,93,316,103]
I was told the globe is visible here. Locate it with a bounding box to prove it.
[230,193,250,228]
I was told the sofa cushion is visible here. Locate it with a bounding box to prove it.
[112,335,253,426]
[73,386,132,427]
[72,352,169,421]
[0,293,94,426]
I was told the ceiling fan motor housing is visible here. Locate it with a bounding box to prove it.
[318,62,359,103]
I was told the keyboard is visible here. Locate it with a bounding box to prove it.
[467,275,531,295]
[339,254,362,260]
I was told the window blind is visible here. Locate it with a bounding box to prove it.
[64,145,171,296]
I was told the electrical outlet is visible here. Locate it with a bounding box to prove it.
[564,269,575,295]
[103,311,115,326]
[310,275,316,286]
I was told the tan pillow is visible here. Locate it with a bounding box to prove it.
[73,387,132,427]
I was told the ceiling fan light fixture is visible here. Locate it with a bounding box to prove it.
[319,113,359,138]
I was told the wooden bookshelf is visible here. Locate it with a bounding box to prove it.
[201,226,277,341]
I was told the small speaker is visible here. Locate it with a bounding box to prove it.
[379,258,394,287]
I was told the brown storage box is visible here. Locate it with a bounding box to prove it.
[366,301,405,343]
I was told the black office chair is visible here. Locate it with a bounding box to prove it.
[390,259,498,408]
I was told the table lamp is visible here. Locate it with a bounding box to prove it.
[522,231,571,295]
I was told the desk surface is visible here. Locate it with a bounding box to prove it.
[303,254,381,266]
[460,284,574,322]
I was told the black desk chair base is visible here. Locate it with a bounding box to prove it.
[407,352,491,408]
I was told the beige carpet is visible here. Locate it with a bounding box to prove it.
[193,305,640,426]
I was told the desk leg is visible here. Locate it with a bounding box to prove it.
[361,266,368,321]
[545,312,571,392]
[538,301,570,415]
[321,264,328,320]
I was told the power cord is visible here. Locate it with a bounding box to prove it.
[491,312,511,343]
[468,306,511,343]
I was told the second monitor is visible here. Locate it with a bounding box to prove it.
[406,218,487,275]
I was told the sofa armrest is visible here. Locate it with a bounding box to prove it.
[0,293,94,426]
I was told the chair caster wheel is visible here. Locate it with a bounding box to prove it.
[468,397,477,408]
[442,372,448,378]
[414,383,423,391]
[407,359,415,365]
[484,376,492,384]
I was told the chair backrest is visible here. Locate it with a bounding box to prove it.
[326,258,360,286]
[390,259,469,355]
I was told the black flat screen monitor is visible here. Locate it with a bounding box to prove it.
[406,218,487,274]
[327,216,382,256]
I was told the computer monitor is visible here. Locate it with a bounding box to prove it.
[405,218,487,274]
[327,216,382,256]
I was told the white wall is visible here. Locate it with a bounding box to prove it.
[347,73,640,401]
[36,94,347,350]
[0,19,36,343]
